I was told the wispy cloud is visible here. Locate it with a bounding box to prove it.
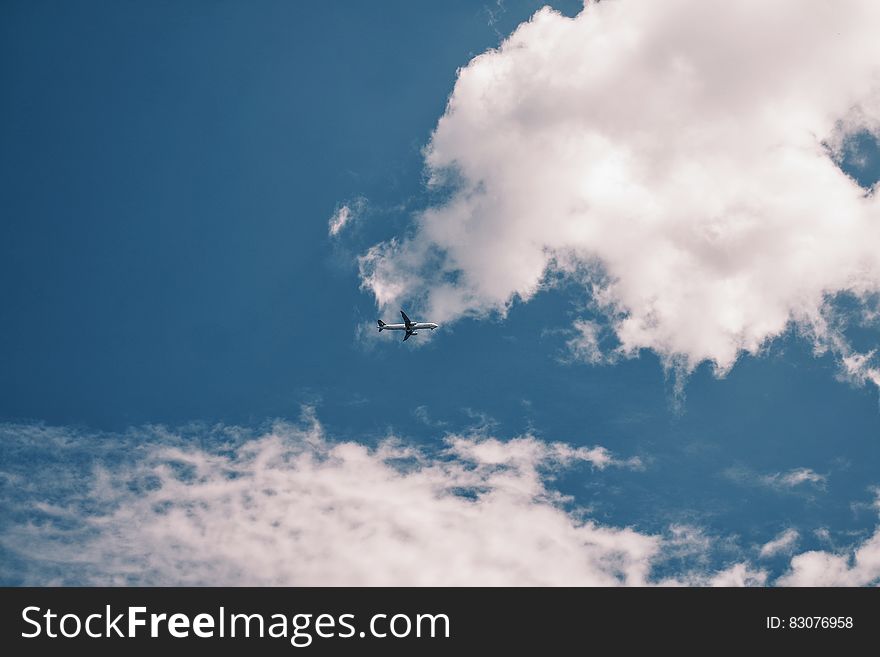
[328,205,351,236]
[759,529,800,559]
[564,319,610,365]
[412,405,448,429]
[769,468,827,489]
[724,466,827,492]
[328,197,366,237]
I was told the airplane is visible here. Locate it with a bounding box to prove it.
[377,310,439,341]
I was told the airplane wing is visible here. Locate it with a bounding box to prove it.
[400,310,413,327]
[403,331,412,341]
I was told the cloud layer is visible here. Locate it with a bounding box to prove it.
[0,417,661,586]
[360,0,880,377]
[0,416,772,586]
[4,416,878,585]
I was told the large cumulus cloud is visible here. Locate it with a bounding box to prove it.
[360,0,880,378]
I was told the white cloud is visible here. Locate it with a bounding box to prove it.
[770,468,827,489]
[705,563,768,587]
[3,416,786,586]
[328,198,366,237]
[777,494,880,586]
[360,0,880,379]
[759,529,800,559]
[725,466,827,492]
[328,205,351,236]
[565,319,607,365]
[814,527,832,543]
[665,524,711,554]
[445,434,643,471]
[10,419,880,587]
[839,349,880,388]
[653,563,769,587]
[0,417,661,586]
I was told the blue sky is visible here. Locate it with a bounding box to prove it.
[2,0,880,585]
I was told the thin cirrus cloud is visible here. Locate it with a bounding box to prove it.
[759,529,800,559]
[328,198,367,237]
[328,204,352,236]
[723,466,828,492]
[768,468,828,489]
[359,0,880,383]
[0,414,772,587]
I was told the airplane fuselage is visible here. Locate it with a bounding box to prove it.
[379,323,438,331]
[378,311,438,340]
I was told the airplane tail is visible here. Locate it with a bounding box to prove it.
[377,319,385,331]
